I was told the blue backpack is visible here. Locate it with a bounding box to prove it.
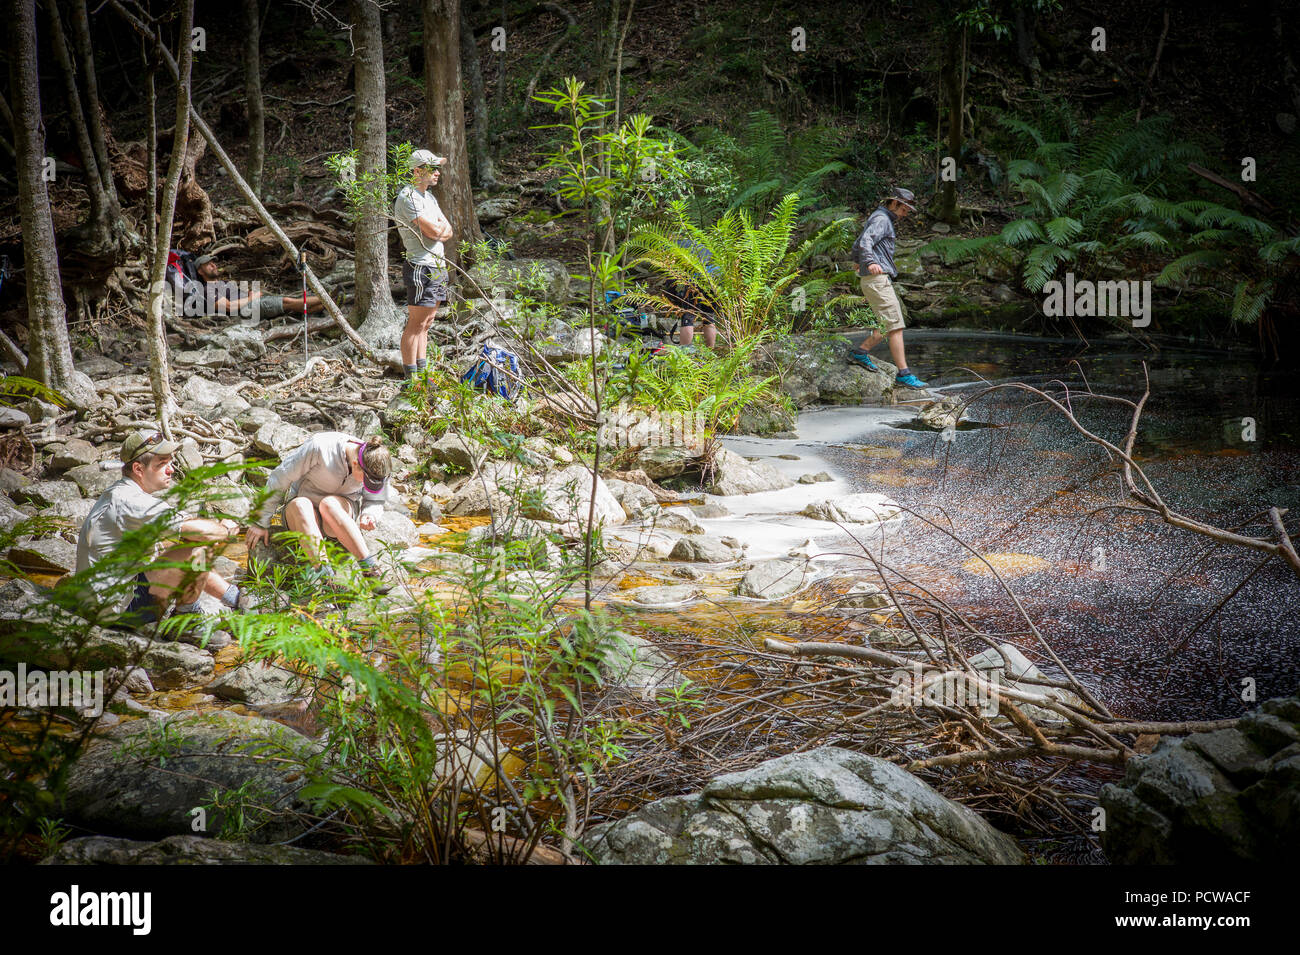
[461,345,522,401]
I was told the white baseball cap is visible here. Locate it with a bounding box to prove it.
[408,149,446,170]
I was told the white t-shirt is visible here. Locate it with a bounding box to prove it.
[256,431,389,528]
[76,478,185,608]
[393,185,446,267]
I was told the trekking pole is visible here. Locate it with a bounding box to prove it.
[297,247,308,365]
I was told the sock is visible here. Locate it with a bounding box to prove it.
[404,364,417,379]
[897,368,910,376]
[174,599,203,615]
[221,583,240,608]
[358,554,378,570]
[416,359,427,374]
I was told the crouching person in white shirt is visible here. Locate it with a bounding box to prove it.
[76,430,254,632]
[246,431,395,594]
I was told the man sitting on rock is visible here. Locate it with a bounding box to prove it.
[246,432,395,595]
[76,429,255,631]
[175,251,329,322]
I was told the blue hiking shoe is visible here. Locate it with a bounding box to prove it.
[895,371,929,389]
[846,350,879,371]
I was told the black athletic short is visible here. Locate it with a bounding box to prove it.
[664,282,714,327]
[123,572,161,625]
[403,261,450,308]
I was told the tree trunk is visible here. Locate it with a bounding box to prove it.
[423,0,482,271]
[937,27,963,225]
[7,0,94,408]
[69,0,119,207]
[350,0,402,344]
[244,0,265,198]
[145,36,157,262]
[147,1,196,438]
[460,2,497,188]
[44,0,115,251]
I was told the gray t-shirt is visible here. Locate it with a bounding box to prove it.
[851,206,899,278]
[256,431,389,528]
[393,185,447,267]
[76,478,185,607]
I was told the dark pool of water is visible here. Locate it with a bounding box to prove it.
[827,330,1300,723]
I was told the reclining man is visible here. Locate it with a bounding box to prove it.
[179,252,329,322]
[246,431,395,595]
[76,430,255,633]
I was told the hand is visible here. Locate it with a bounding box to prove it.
[867,263,884,275]
[246,526,269,548]
[358,513,377,532]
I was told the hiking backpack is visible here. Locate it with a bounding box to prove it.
[461,345,522,401]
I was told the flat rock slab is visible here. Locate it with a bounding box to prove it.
[609,583,702,608]
[207,661,302,706]
[58,711,319,844]
[736,560,809,600]
[669,535,737,563]
[586,746,1025,865]
[7,537,78,574]
[41,834,371,865]
[706,447,792,496]
[12,481,83,507]
[64,463,119,497]
[801,493,902,525]
[254,420,310,456]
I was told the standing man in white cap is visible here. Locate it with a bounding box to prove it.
[76,429,254,629]
[392,148,453,386]
[847,186,928,389]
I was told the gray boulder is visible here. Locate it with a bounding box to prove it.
[65,463,118,497]
[426,431,484,473]
[57,711,319,844]
[474,195,520,223]
[12,480,83,507]
[254,420,310,456]
[179,375,250,415]
[605,478,659,520]
[207,661,301,706]
[0,407,31,428]
[522,465,625,528]
[706,447,792,496]
[610,583,702,608]
[49,438,100,471]
[366,510,419,549]
[599,631,682,689]
[634,445,704,481]
[1100,690,1300,864]
[669,535,738,563]
[7,537,78,575]
[586,746,1025,864]
[42,834,370,865]
[649,506,703,535]
[737,560,808,600]
[235,406,282,434]
[801,493,902,525]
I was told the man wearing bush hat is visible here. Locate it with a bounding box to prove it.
[847,186,929,389]
[75,429,255,630]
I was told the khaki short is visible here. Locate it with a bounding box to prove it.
[275,495,361,538]
[860,273,906,333]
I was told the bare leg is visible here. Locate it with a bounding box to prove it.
[885,329,908,370]
[415,304,439,363]
[678,324,694,347]
[318,495,370,561]
[279,296,326,313]
[855,330,883,353]
[401,305,436,368]
[700,323,717,349]
[147,545,230,605]
[284,496,327,565]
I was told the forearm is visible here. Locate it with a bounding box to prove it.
[177,517,236,543]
